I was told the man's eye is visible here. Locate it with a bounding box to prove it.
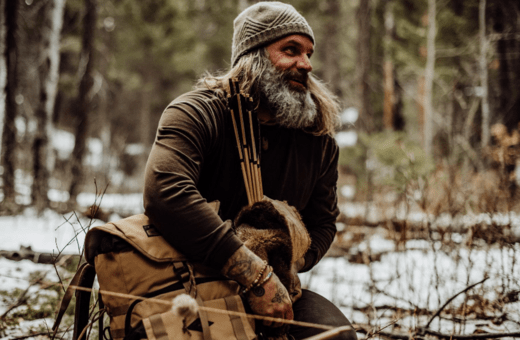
[284,47,297,55]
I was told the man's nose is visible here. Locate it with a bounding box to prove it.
[297,55,312,73]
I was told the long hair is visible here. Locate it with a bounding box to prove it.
[196,49,340,136]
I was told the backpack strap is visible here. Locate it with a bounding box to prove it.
[98,293,109,340]
[52,263,96,339]
[224,296,250,340]
[173,262,213,340]
[73,263,97,340]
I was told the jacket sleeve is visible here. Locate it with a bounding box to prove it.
[300,138,340,272]
[143,96,243,270]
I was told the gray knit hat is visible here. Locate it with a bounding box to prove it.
[231,1,315,66]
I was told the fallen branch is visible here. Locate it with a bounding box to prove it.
[9,329,69,340]
[0,246,79,264]
[355,325,410,340]
[423,329,520,339]
[303,325,354,340]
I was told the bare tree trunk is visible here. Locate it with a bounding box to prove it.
[357,0,373,133]
[1,0,18,208]
[383,0,395,131]
[418,75,425,144]
[0,0,6,157]
[491,0,520,132]
[97,74,111,185]
[479,0,490,149]
[139,79,151,176]
[423,0,436,156]
[322,0,342,97]
[69,0,96,206]
[32,0,66,213]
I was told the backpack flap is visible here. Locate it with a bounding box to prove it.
[85,214,187,265]
[84,214,188,339]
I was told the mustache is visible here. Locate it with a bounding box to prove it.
[282,70,309,87]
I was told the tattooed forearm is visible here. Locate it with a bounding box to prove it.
[226,259,253,278]
[222,246,264,286]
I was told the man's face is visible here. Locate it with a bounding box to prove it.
[256,34,317,129]
[265,34,314,92]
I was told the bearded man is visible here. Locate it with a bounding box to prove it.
[143,2,357,339]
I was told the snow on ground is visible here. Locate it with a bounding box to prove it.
[0,207,105,339]
[0,207,105,254]
[301,238,520,335]
[0,258,61,293]
[1,195,520,339]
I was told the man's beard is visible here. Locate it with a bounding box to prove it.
[257,58,317,129]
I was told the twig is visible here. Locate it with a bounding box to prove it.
[374,319,401,335]
[10,329,69,340]
[355,325,411,340]
[424,329,520,339]
[0,275,44,320]
[422,277,489,330]
[303,325,353,340]
[68,284,334,331]
[76,308,105,340]
[51,180,109,293]
[360,318,403,340]
[52,249,66,294]
[371,286,424,312]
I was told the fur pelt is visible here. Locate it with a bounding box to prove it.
[234,224,293,290]
[234,200,308,340]
[235,200,292,232]
[234,200,296,289]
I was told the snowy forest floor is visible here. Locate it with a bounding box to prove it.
[1,193,520,340]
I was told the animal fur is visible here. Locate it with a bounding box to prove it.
[234,200,306,340]
[234,225,293,290]
[234,200,296,291]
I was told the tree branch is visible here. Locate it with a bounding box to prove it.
[423,277,489,330]
[424,329,520,339]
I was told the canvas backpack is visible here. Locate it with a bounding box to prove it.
[52,208,257,340]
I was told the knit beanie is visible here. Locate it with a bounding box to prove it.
[231,1,315,66]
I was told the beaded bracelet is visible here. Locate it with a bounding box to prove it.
[241,260,268,295]
[257,266,273,287]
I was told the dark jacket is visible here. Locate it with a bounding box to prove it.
[143,89,339,272]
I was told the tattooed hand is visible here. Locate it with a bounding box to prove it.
[222,246,293,327]
[246,272,293,327]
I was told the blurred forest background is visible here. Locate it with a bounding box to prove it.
[0,0,519,217]
[1,1,520,338]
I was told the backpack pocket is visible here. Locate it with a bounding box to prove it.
[141,295,256,340]
[124,280,256,340]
